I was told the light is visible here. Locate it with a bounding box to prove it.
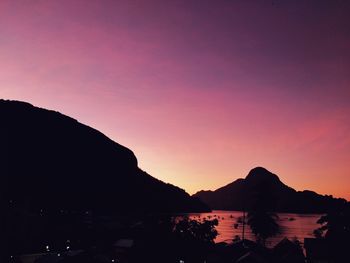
[111,260,115,262]
[57,253,61,257]
[46,245,50,251]
[66,246,70,250]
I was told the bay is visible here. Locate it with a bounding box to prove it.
[186,210,322,246]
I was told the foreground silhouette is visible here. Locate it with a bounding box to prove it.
[6,214,309,263]
[246,182,281,247]
[307,204,350,262]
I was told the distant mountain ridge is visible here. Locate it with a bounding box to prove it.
[193,167,347,213]
[0,99,209,214]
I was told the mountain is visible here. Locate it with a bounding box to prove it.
[0,99,209,214]
[193,167,347,213]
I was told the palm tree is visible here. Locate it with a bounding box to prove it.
[247,210,280,246]
[246,182,280,246]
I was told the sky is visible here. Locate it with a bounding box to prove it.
[1,0,349,200]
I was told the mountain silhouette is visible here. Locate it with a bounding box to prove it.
[0,99,209,214]
[193,167,347,213]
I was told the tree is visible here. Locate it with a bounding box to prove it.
[313,205,350,262]
[173,217,218,263]
[246,181,280,246]
[314,207,350,240]
[247,210,280,246]
[174,217,218,244]
[132,216,218,263]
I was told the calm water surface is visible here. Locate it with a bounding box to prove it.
[187,210,322,246]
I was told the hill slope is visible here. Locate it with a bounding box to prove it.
[194,167,347,213]
[0,99,209,214]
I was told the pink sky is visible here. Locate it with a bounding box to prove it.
[1,0,349,199]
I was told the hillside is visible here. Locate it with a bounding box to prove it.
[194,167,347,213]
[0,99,209,214]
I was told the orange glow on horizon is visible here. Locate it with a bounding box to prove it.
[1,0,349,201]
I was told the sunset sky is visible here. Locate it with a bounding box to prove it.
[1,0,349,200]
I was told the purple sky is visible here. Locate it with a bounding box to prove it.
[1,0,350,199]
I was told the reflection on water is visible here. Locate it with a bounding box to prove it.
[187,210,322,246]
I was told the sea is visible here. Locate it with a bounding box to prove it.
[186,210,322,247]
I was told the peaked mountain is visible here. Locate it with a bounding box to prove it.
[0,99,209,214]
[193,167,347,213]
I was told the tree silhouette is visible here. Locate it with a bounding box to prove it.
[247,210,280,246]
[174,217,218,244]
[132,216,218,263]
[246,181,280,246]
[314,207,350,240]
[314,205,350,262]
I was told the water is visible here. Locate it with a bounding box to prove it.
[187,210,322,246]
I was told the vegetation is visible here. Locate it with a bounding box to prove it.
[132,216,218,262]
[247,210,280,246]
[314,207,350,240]
[174,217,218,244]
[313,205,350,262]
[246,178,281,246]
